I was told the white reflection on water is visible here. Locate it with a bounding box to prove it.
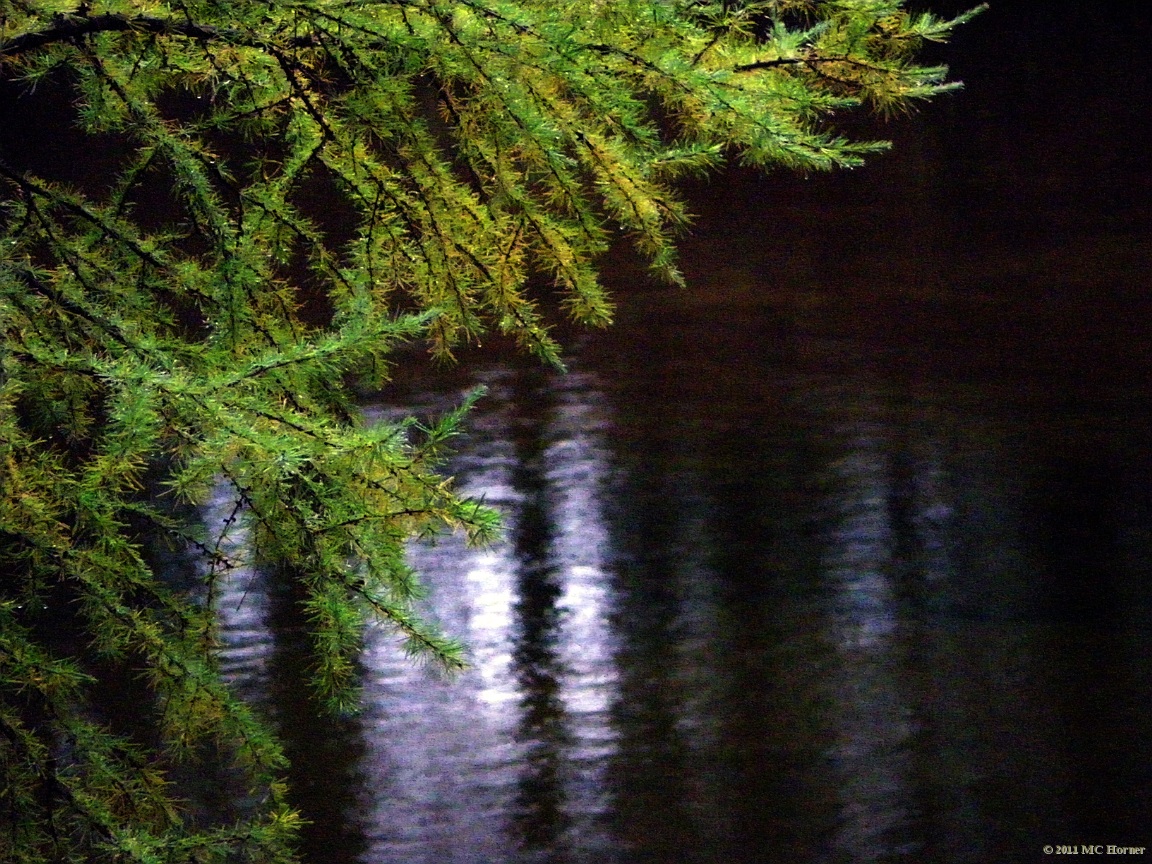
[817,389,930,863]
[824,415,899,650]
[200,482,271,701]
[824,405,912,861]
[356,366,623,863]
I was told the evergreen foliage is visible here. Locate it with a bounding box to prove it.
[0,1,980,860]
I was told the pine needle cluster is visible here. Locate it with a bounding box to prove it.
[0,1,980,860]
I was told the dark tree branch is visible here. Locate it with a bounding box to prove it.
[731,56,806,72]
[0,12,317,61]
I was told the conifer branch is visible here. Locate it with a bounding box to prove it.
[0,1,981,858]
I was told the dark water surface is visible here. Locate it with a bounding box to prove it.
[210,285,1152,864]
[201,5,1152,862]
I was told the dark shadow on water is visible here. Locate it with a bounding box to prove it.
[262,578,372,864]
[506,369,576,859]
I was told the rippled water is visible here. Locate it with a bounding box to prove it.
[203,283,1152,862]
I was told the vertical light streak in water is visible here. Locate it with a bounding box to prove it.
[357,364,623,863]
[539,371,621,841]
[200,481,272,703]
[818,390,918,863]
[887,430,989,863]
